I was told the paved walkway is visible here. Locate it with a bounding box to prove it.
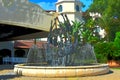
[0,65,120,80]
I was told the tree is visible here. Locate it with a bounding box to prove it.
[114,32,120,49]
[71,20,100,45]
[86,0,120,41]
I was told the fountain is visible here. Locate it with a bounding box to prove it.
[14,14,109,77]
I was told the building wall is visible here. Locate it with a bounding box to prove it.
[0,41,14,50]
[56,2,75,12]
[58,13,75,23]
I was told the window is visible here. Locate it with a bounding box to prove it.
[76,5,79,11]
[58,5,63,12]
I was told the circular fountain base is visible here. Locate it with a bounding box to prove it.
[14,64,109,77]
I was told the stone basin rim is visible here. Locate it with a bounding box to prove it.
[14,63,109,69]
[14,63,109,77]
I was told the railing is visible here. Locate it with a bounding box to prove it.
[3,57,27,64]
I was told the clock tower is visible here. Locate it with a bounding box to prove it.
[56,0,83,23]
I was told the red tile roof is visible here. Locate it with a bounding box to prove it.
[14,40,47,49]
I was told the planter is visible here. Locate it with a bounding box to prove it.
[107,60,120,67]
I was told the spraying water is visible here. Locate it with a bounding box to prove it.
[26,14,97,66]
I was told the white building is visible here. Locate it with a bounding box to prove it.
[56,0,83,23]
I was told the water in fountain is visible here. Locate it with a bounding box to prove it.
[26,44,46,66]
[26,14,97,66]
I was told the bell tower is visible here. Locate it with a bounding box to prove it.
[56,0,83,23]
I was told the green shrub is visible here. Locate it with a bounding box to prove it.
[94,42,120,63]
[114,32,120,49]
[94,42,109,63]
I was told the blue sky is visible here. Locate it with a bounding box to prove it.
[29,0,93,12]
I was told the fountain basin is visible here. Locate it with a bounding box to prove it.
[14,64,109,77]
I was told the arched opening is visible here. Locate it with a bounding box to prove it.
[0,49,11,57]
[15,49,25,57]
[58,5,63,12]
[0,49,11,64]
[75,5,80,11]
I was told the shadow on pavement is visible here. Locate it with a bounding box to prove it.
[0,64,14,70]
[109,70,114,74]
[0,75,20,79]
[95,70,114,77]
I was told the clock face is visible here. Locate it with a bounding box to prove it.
[2,0,14,7]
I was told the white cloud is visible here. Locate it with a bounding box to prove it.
[38,2,56,10]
